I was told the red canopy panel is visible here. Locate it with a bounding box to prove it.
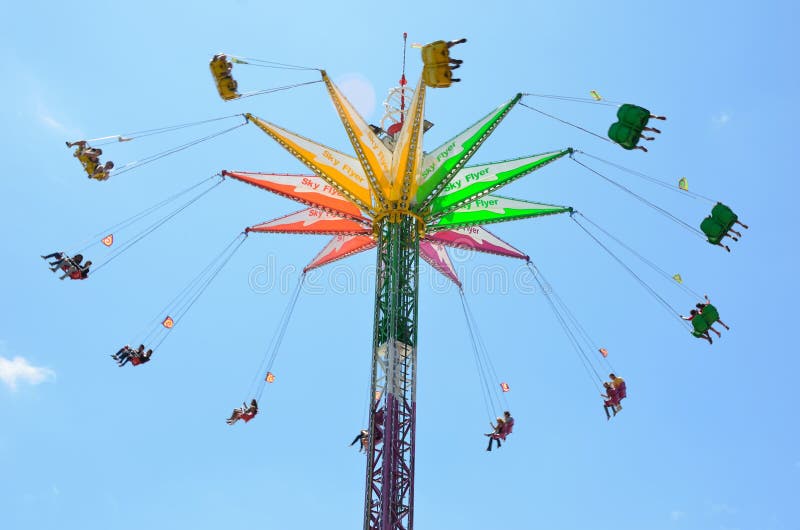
[248,208,371,236]
[224,171,365,219]
[304,235,376,272]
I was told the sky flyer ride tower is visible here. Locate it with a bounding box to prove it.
[225,44,574,528]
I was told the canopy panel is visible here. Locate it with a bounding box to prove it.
[246,114,374,213]
[414,94,521,208]
[224,171,364,219]
[304,235,376,272]
[428,150,570,216]
[389,77,427,208]
[248,208,370,236]
[322,71,391,208]
[427,226,528,260]
[419,240,461,287]
[431,195,572,230]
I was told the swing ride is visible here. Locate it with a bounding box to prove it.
[51,34,748,530]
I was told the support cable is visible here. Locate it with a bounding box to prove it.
[574,150,717,203]
[90,177,224,274]
[570,215,690,330]
[570,156,706,239]
[519,101,613,143]
[526,262,604,391]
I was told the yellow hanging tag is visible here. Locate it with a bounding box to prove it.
[590,90,602,101]
[678,177,688,191]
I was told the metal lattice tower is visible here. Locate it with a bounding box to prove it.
[364,215,420,530]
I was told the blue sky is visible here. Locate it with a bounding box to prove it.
[1,1,798,529]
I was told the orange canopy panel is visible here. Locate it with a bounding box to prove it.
[304,235,376,272]
[224,171,364,219]
[248,208,371,235]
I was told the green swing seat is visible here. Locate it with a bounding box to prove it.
[608,122,641,149]
[700,216,726,244]
[617,104,651,129]
[691,316,711,338]
[700,303,720,325]
[711,202,738,231]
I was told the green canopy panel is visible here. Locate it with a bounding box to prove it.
[617,104,651,129]
[608,122,641,149]
[700,216,725,244]
[414,95,521,207]
[711,203,738,230]
[430,194,572,230]
[428,150,571,217]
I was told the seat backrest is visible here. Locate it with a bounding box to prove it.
[607,122,640,149]
[701,304,719,324]
[421,41,449,65]
[503,419,514,435]
[422,64,453,88]
[692,317,710,333]
[616,381,627,399]
[616,104,650,129]
[700,217,724,243]
[711,203,737,228]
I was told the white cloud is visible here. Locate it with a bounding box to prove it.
[712,112,731,126]
[0,355,55,391]
[670,510,686,521]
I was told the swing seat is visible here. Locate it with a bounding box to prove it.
[491,419,514,440]
[90,169,111,181]
[616,104,651,129]
[613,381,627,400]
[691,317,710,337]
[608,122,641,149]
[421,41,450,65]
[422,64,456,88]
[214,76,240,101]
[77,153,99,176]
[711,202,738,231]
[210,55,240,101]
[209,54,233,77]
[700,304,720,325]
[240,411,256,423]
[502,419,514,438]
[700,216,726,244]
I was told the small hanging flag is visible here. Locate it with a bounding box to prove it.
[410,43,422,49]
[590,90,602,101]
[678,177,688,191]
[162,316,174,329]
[101,234,114,247]
[265,371,276,383]
[673,274,683,284]
[500,382,510,392]
[599,348,608,358]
